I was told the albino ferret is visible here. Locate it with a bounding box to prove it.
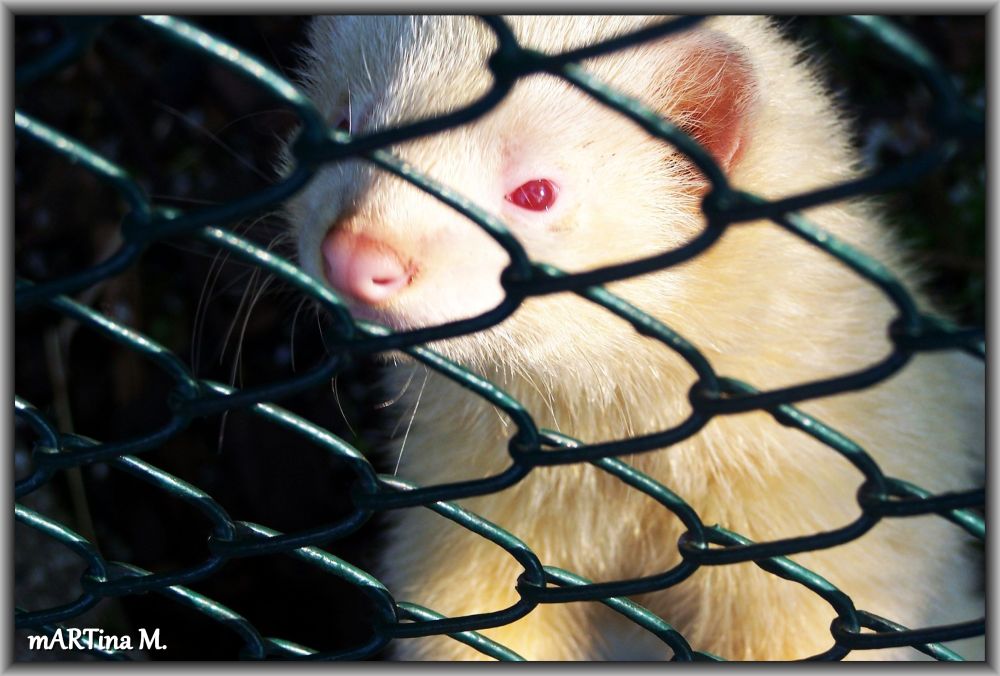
[286,16,983,660]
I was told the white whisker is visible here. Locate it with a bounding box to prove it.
[377,372,415,410]
[192,243,231,374]
[232,274,275,386]
[332,375,357,440]
[289,296,309,372]
[220,266,260,366]
[394,367,429,476]
[153,101,272,183]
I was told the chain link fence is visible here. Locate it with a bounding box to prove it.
[14,15,985,660]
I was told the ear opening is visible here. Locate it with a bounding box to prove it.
[658,30,760,173]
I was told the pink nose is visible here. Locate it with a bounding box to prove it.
[321,229,413,305]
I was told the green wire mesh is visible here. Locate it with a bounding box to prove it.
[14,15,985,661]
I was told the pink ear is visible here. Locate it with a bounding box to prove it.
[660,31,759,172]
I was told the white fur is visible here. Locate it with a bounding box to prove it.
[286,16,984,660]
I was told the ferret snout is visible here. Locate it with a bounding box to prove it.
[322,229,415,305]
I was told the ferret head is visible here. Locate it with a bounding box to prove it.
[286,16,760,372]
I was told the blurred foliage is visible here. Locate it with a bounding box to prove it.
[13,16,985,659]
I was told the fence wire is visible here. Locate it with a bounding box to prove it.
[13,14,986,661]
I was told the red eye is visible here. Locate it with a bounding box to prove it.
[505,179,558,212]
[336,116,350,133]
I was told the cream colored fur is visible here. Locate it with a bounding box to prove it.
[288,16,984,660]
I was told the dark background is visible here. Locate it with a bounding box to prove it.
[13,16,986,660]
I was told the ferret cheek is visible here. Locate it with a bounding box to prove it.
[445,254,507,319]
